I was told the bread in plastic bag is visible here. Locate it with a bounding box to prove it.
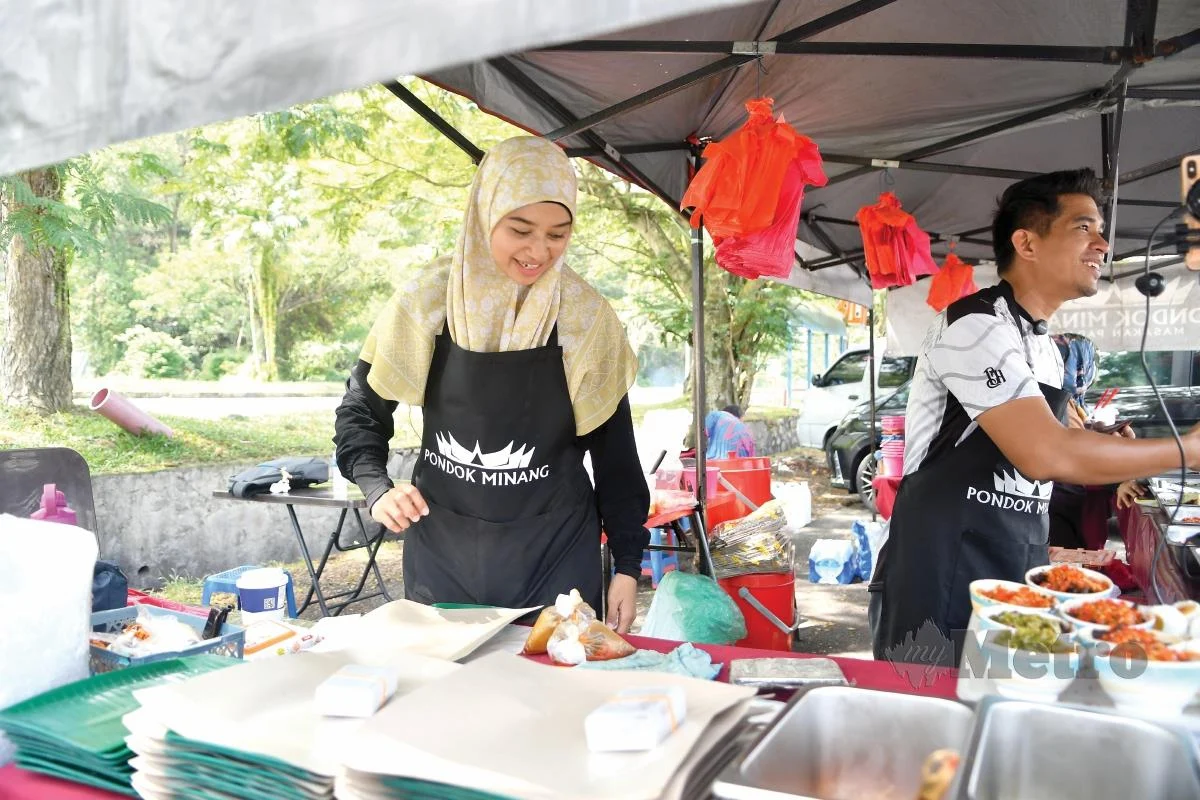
[640,572,747,645]
[522,589,596,655]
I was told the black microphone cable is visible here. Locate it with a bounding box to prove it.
[1133,206,1189,604]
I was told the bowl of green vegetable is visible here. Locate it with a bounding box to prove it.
[970,609,1081,701]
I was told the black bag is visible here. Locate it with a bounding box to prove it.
[92,560,128,613]
[227,456,330,498]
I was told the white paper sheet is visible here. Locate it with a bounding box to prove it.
[131,650,459,776]
[340,651,756,800]
[311,600,538,662]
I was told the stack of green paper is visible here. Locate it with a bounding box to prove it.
[338,768,516,799]
[0,655,235,796]
[128,730,334,799]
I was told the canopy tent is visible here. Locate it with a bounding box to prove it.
[0,0,759,177]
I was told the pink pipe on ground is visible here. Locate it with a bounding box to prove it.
[89,388,174,437]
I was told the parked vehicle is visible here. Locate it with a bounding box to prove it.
[826,382,910,512]
[825,349,1200,512]
[793,347,915,450]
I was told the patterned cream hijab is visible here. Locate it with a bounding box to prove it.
[359,136,638,436]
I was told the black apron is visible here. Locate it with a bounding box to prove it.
[402,326,602,612]
[870,382,1070,666]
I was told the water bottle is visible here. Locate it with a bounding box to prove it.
[330,451,349,499]
[30,484,78,526]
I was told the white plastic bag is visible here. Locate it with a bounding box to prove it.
[0,515,98,765]
[771,480,812,529]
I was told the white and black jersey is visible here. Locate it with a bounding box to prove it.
[903,281,1064,475]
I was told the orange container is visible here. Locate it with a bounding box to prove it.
[709,456,772,508]
[718,571,797,651]
[705,492,740,530]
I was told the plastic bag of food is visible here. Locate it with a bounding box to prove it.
[640,572,747,645]
[107,607,202,658]
[522,589,596,655]
[547,620,635,665]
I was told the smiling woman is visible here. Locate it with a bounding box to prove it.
[332,136,649,633]
[490,202,573,286]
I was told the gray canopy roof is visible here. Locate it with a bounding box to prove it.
[423,0,1200,273]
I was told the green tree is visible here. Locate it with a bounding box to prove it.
[0,160,169,411]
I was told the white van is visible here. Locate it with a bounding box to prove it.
[794,348,916,449]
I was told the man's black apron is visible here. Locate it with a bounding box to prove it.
[870,381,1069,666]
[402,326,602,612]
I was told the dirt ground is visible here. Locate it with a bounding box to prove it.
[243,447,875,656]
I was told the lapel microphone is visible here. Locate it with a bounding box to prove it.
[1032,320,1048,335]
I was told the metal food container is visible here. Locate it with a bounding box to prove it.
[712,686,973,799]
[957,700,1200,799]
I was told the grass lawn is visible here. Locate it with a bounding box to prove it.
[1,399,793,476]
[0,406,422,475]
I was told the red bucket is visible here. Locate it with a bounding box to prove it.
[717,571,798,651]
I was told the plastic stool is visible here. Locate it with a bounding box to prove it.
[201,565,298,618]
[640,527,679,588]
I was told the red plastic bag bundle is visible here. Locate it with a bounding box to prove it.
[925,253,979,312]
[680,98,827,241]
[714,159,811,279]
[855,192,938,290]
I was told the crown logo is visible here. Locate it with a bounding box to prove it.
[434,431,535,470]
[994,469,1053,499]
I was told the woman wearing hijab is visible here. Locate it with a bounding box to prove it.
[333,137,649,631]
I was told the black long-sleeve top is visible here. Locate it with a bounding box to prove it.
[333,359,650,578]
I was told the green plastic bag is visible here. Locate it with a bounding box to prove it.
[640,571,747,644]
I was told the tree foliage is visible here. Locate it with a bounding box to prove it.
[4,78,839,417]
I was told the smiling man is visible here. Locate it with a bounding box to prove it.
[870,168,1200,665]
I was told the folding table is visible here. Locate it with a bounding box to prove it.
[212,486,393,616]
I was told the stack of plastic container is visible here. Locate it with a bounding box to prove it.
[878,415,906,477]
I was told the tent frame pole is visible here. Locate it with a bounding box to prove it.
[867,306,877,522]
[543,0,902,141]
[689,151,715,578]
[383,81,484,164]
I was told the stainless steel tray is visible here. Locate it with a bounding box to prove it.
[711,685,973,800]
[954,697,1200,799]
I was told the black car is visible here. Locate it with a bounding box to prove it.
[825,349,1200,512]
[826,382,910,512]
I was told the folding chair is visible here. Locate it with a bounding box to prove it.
[0,446,98,532]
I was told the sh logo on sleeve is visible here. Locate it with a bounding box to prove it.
[984,367,1005,388]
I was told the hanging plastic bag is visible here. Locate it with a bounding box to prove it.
[640,572,747,644]
[925,252,978,311]
[715,158,811,279]
[855,192,938,290]
[680,98,827,240]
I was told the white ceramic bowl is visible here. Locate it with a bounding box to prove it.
[977,606,1075,640]
[971,633,1081,702]
[1025,564,1115,604]
[1058,597,1153,633]
[1093,631,1200,716]
[969,578,1057,614]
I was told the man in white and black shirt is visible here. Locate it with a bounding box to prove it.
[871,169,1200,665]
